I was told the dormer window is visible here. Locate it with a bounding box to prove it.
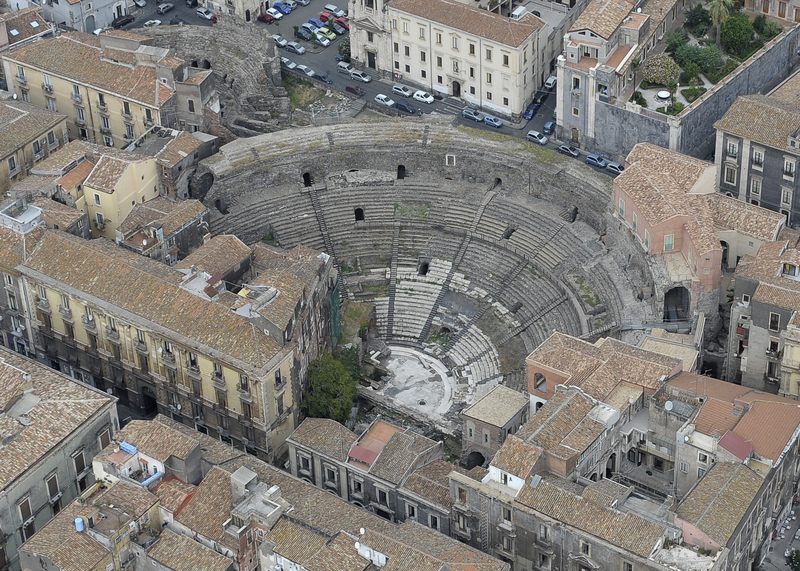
[783,263,799,278]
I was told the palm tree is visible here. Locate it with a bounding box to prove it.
[630,58,641,88]
[708,0,734,49]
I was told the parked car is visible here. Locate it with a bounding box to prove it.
[273,2,292,13]
[314,72,333,84]
[196,7,215,19]
[585,154,608,168]
[337,61,354,74]
[281,57,297,69]
[273,34,288,48]
[345,83,365,96]
[392,85,412,98]
[331,22,347,35]
[543,120,555,135]
[413,90,434,104]
[317,27,336,40]
[606,162,625,175]
[301,22,318,34]
[484,115,503,128]
[374,94,395,107]
[308,17,324,28]
[266,7,283,19]
[319,11,333,22]
[111,14,135,27]
[144,18,161,25]
[461,108,484,122]
[169,16,185,24]
[558,145,581,159]
[533,90,549,105]
[394,100,418,114]
[350,70,372,82]
[284,0,297,9]
[295,0,310,5]
[185,0,197,6]
[296,65,316,77]
[324,3,345,17]
[313,34,330,47]
[557,145,580,158]
[545,75,557,89]
[286,41,306,55]
[155,2,173,13]
[133,0,147,8]
[523,102,540,120]
[526,130,548,145]
[333,16,348,29]
[294,28,312,40]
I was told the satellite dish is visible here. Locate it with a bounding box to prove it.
[664,400,674,411]
[355,542,360,550]
[359,527,365,535]
[684,435,690,442]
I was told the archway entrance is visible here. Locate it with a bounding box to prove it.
[354,208,364,222]
[605,453,616,479]
[303,172,313,187]
[367,52,376,69]
[141,385,158,415]
[397,165,406,179]
[466,451,485,469]
[85,14,95,31]
[418,261,429,276]
[452,81,461,98]
[245,9,251,20]
[720,240,729,268]
[664,286,690,321]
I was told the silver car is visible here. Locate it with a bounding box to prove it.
[526,130,548,145]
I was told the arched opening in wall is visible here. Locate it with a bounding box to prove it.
[374,508,393,521]
[85,14,95,31]
[493,177,502,189]
[202,59,212,69]
[191,60,199,67]
[535,401,543,411]
[589,473,598,482]
[605,453,616,479]
[190,172,214,202]
[502,227,515,240]
[452,81,461,98]
[418,261,429,276]
[465,451,485,469]
[302,172,313,187]
[214,199,224,213]
[397,165,406,179]
[352,501,364,508]
[245,9,251,20]
[569,207,578,223]
[663,286,690,322]
[720,240,729,268]
[534,372,546,393]
[141,385,158,415]
[354,208,365,222]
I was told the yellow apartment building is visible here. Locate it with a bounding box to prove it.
[19,230,296,460]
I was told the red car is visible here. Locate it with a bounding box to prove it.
[319,11,333,22]
[333,16,348,29]
[257,12,274,23]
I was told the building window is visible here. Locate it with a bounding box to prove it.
[502,535,513,552]
[581,541,591,556]
[452,36,459,50]
[786,160,796,178]
[469,43,475,55]
[486,72,492,83]
[378,489,388,505]
[503,97,509,106]
[783,188,793,205]
[725,166,737,184]
[104,136,113,147]
[619,198,625,217]
[632,212,638,232]
[419,27,425,39]
[623,562,633,571]
[573,77,580,89]
[404,45,410,57]
[751,178,762,195]
[242,402,251,418]
[76,107,85,122]
[502,506,512,522]
[770,312,781,331]
[21,89,29,102]
[540,523,549,540]
[726,141,738,157]
[73,450,87,491]
[429,514,439,530]
[680,461,688,472]
[753,150,764,166]
[698,467,706,478]
[698,452,708,463]
[486,48,492,61]
[8,294,16,312]
[572,107,579,116]
[325,467,336,483]
[664,234,674,251]
[438,75,443,84]
[644,229,650,247]
[47,98,57,112]
[188,99,195,113]
[403,22,408,33]
[435,32,442,44]
[19,497,35,540]
[406,503,416,519]
[470,86,476,95]
[240,374,248,390]
[420,51,426,62]
[503,54,509,66]
[394,61,400,69]
[421,69,427,78]
[123,101,131,116]
[436,56,443,67]
[94,193,101,206]
[487,91,492,100]
[126,124,134,139]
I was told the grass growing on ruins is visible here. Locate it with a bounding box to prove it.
[262,233,276,246]
[394,203,430,219]
[341,302,373,342]
[574,275,601,307]
[340,263,354,273]
[282,74,325,110]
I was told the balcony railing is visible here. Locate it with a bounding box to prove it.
[71,93,82,103]
[41,83,52,93]
[106,327,120,342]
[58,305,72,320]
[134,339,148,353]
[36,297,50,311]
[212,372,226,389]
[97,101,108,112]
[81,315,96,330]
[15,75,27,85]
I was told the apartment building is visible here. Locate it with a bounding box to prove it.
[461,384,529,468]
[349,0,545,116]
[0,98,67,194]
[0,8,51,56]
[743,0,800,25]
[2,31,218,148]
[0,346,117,571]
[39,0,129,33]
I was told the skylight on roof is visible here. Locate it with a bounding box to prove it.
[9,29,19,36]
[30,21,40,28]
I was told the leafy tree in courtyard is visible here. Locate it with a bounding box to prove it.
[301,353,358,424]
[642,54,680,86]
[721,14,755,58]
[336,346,362,383]
[707,0,735,49]
[787,549,800,571]
[338,37,351,63]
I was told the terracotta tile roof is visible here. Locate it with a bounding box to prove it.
[490,435,541,479]
[358,529,446,571]
[0,99,65,159]
[55,160,94,191]
[463,385,529,427]
[117,197,208,237]
[515,477,665,557]
[369,431,440,484]
[733,400,800,462]
[693,399,739,437]
[153,476,196,513]
[289,418,358,462]
[734,240,800,309]
[0,225,44,272]
[771,71,800,105]
[570,0,634,39]
[706,194,784,242]
[175,466,236,549]
[21,231,283,369]
[153,414,244,466]
[31,140,91,174]
[175,235,252,277]
[113,418,198,462]
[753,282,800,309]
[94,480,158,519]
[7,173,58,194]
[0,7,50,45]
[183,70,213,86]
[389,0,543,48]
[148,529,232,571]
[401,460,471,509]
[582,479,631,508]
[84,156,136,193]
[7,33,174,106]
[31,197,84,229]
[676,462,762,546]
[714,95,800,152]
[0,346,113,490]
[157,132,205,167]
[305,533,369,571]
[266,518,329,565]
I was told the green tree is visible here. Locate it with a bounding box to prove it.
[630,57,641,87]
[301,353,358,424]
[708,0,735,49]
[336,346,362,383]
[787,549,800,571]
[684,4,712,32]
[721,14,755,57]
[338,37,351,63]
[666,30,689,53]
[641,54,680,86]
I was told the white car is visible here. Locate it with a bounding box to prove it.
[280,57,297,69]
[545,75,557,89]
[374,94,395,107]
[391,85,412,98]
[144,19,161,26]
[324,3,345,16]
[313,33,330,47]
[413,90,434,104]
[273,34,288,48]
[526,130,548,145]
[296,65,316,77]
[133,0,147,7]
[266,7,283,19]
[196,7,215,18]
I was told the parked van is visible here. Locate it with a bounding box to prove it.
[284,0,297,9]
[337,61,354,74]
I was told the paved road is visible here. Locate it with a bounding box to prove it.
[128,0,214,28]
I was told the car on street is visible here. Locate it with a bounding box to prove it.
[484,115,503,128]
[296,65,316,77]
[257,12,274,23]
[266,7,283,19]
[526,130,548,145]
[286,41,306,55]
[273,34,288,48]
[284,0,297,8]
[324,3,345,17]
[317,27,336,40]
[394,100,418,114]
[111,14,135,27]
[331,22,347,35]
[557,145,580,158]
[333,16,348,29]
[195,7,217,20]
[273,2,292,13]
[545,75,557,89]
[392,85,412,98]
[314,34,330,47]
[169,16,185,24]
[346,83,365,96]
[186,0,197,6]
[606,162,625,175]
[374,94,395,107]
[144,18,161,25]
[585,154,608,168]
[134,0,147,7]
[314,72,333,84]
[294,28,312,40]
[543,120,555,135]
[295,0,310,5]
[308,17,324,28]
[350,70,372,82]
[301,22,318,34]
[413,90,434,104]
[533,90,549,105]
[523,102,540,120]
[281,57,297,69]
[156,2,173,13]
[319,11,334,22]
[461,108,484,122]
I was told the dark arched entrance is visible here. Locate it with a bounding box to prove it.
[141,385,158,415]
[354,208,365,222]
[245,9,251,20]
[535,401,544,410]
[664,286,690,321]
[720,240,729,268]
[605,453,616,479]
[202,59,212,69]
[452,81,461,97]
[418,261,429,275]
[303,172,313,187]
[589,473,598,482]
[466,451,485,469]
[397,165,406,179]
